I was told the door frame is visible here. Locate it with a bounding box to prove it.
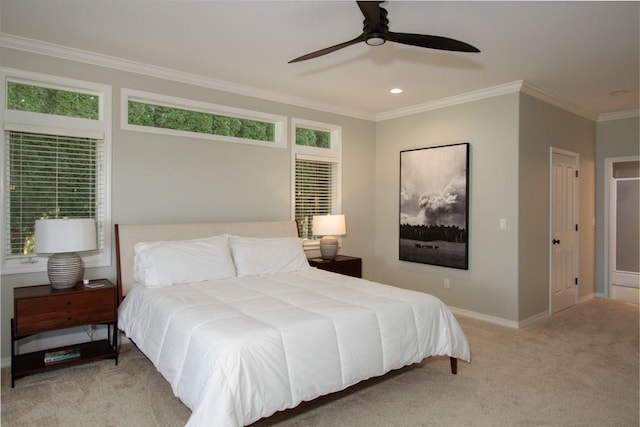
[603,155,640,299]
[549,147,580,314]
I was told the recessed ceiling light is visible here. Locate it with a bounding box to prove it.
[610,89,630,96]
[390,88,403,94]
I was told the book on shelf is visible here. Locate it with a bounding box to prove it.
[44,348,81,364]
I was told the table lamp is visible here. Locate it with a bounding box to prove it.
[312,214,346,260]
[35,218,97,289]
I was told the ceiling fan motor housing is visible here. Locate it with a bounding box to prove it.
[364,6,388,46]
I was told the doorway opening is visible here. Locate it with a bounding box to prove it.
[605,157,639,304]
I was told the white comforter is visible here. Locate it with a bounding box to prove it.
[118,268,470,426]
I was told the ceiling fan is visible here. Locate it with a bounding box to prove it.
[289,1,480,63]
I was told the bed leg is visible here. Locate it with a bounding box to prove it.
[450,357,458,375]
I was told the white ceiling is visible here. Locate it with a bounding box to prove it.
[1,1,638,120]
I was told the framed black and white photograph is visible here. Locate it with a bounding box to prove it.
[399,143,469,269]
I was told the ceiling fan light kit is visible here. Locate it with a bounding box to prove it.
[289,1,480,63]
[365,36,386,46]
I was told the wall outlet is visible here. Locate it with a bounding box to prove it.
[444,278,450,289]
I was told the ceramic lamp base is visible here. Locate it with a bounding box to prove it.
[319,236,339,260]
[48,252,84,289]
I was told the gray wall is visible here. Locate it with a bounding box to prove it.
[518,94,596,319]
[0,47,377,360]
[595,116,640,295]
[372,92,597,324]
[373,94,521,322]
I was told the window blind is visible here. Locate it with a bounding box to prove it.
[294,155,338,239]
[4,130,104,258]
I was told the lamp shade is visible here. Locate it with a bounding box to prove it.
[312,214,346,261]
[312,214,346,236]
[35,218,97,254]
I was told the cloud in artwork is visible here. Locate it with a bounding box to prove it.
[416,175,466,227]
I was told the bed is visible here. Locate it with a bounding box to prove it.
[116,220,470,426]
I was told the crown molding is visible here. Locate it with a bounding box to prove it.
[0,33,375,122]
[520,81,598,120]
[1,33,621,124]
[376,81,525,121]
[597,109,640,122]
[376,80,601,122]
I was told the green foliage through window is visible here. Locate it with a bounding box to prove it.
[7,131,99,256]
[296,127,331,148]
[128,101,276,142]
[7,82,99,120]
[295,159,337,239]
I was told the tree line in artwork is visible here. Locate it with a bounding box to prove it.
[400,223,467,243]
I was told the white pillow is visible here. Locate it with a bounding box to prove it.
[229,236,310,277]
[134,234,236,288]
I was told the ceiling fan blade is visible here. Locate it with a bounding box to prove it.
[386,31,480,53]
[289,34,366,63]
[357,1,383,29]
[289,2,480,63]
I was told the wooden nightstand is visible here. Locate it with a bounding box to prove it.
[308,255,362,278]
[11,279,119,387]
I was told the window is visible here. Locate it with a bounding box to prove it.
[122,89,286,148]
[1,68,111,274]
[291,119,341,240]
[295,156,339,239]
[295,127,331,148]
[7,82,99,119]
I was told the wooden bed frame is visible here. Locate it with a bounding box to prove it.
[114,220,458,375]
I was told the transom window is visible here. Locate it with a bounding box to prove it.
[7,81,99,120]
[122,89,286,148]
[295,127,331,149]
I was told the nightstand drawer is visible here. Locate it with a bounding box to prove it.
[15,287,115,336]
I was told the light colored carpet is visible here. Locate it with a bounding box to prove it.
[2,298,638,427]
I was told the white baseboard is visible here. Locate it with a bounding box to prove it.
[518,311,550,328]
[580,293,595,303]
[450,293,608,330]
[449,306,521,329]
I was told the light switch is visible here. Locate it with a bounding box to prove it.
[499,218,507,230]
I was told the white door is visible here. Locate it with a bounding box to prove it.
[550,149,579,314]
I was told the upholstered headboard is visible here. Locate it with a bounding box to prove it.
[115,220,299,300]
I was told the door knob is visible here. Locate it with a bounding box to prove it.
[552,239,560,245]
